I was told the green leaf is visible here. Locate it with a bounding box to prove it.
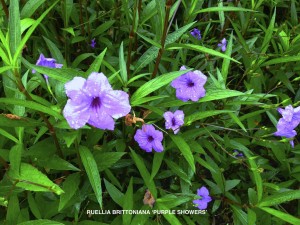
[21,0,46,18]
[85,48,107,77]
[130,147,157,197]
[261,56,300,67]
[43,36,64,63]
[13,0,59,66]
[119,42,128,86]
[37,155,80,171]
[61,27,75,36]
[59,173,81,211]
[0,128,19,144]
[231,205,248,225]
[258,190,300,207]
[261,9,276,54]
[156,202,182,225]
[94,152,126,172]
[169,134,195,172]
[225,179,240,191]
[164,159,191,184]
[17,220,64,225]
[92,20,116,37]
[134,22,196,72]
[79,146,102,208]
[103,178,124,207]
[27,192,42,219]
[9,144,23,174]
[185,110,233,125]
[9,0,21,57]
[8,163,64,195]
[0,98,63,119]
[122,178,133,225]
[156,195,191,209]
[6,194,20,225]
[221,32,233,83]
[166,43,240,63]
[193,6,255,14]
[150,151,165,180]
[228,112,247,132]
[130,69,189,106]
[258,207,300,224]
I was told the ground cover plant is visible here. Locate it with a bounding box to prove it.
[0,0,300,224]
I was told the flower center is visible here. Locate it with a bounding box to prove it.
[147,135,154,142]
[187,80,195,87]
[171,117,177,126]
[91,97,101,108]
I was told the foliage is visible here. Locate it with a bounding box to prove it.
[0,0,300,224]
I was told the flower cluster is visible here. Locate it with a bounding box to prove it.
[193,186,212,210]
[32,53,63,81]
[274,105,300,147]
[164,110,184,134]
[63,72,131,130]
[90,38,96,48]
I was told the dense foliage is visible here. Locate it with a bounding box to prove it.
[0,0,300,224]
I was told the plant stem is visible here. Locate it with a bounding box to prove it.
[151,0,173,79]
[13,69,63,158]
[0,0,8,18]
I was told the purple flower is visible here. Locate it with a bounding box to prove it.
[218,38,227,52]
[233,150,244,157]
[193,186,212,210]
[90,38,96,48]
[134,124,164,153]
[278,105,300,122]
[63,72,131,130]
[163,110,184,134]
[171,66,207,102]
[190,28,201,40]
[32,53,63,80]
[274,105,300,148]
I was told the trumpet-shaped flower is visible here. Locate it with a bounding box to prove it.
[134,124,164,153]
[163,110,184,134]
[32,53,63,80]
[190,28,201,40]
[193,186,212,210]
[218,38,227,52]
[63,72,131,130]
[171,66,207,102]
[274,105,300,148]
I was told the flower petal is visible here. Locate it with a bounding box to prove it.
[102,90,131,119]
[152,140,164,152]
[88,106,115,130]
[84,72,112,97]
[65,77,87,103]
[63,99,91,129]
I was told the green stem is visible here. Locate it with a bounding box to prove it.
[151,0,173,79]
[13,69,63,158]
[0,0,8,18]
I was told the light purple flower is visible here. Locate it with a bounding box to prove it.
[278,105,300,122]
[218,38,227,52]
[134,124,164,153]
[193,186,212,210]
[90,38,96,48]
[190,28,201,40]
[163,110,184,134]
[274,105,300,148]
[63,72,131,130]
[32,53,63,80]
[171,66,207,102]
